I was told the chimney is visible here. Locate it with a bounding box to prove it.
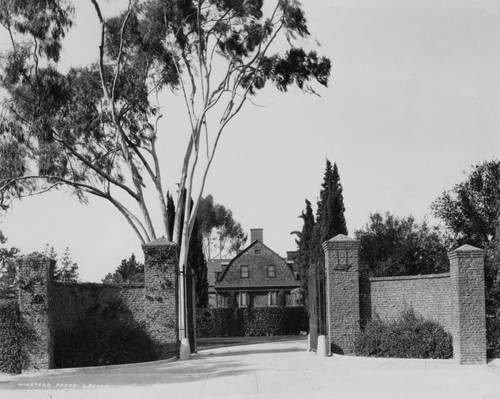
[250,228,263,243]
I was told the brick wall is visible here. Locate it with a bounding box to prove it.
[17,240,179,371]
[17,254,55,370]
[51,282,145,333]
[449,245,487,364]
[360,273,452,333]
[322,236,487,364]
[322,235,360,355]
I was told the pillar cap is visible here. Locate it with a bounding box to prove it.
[142,237,176,248]
[326,234,355,242]
[448,244,484,257]
[322,234,359,252]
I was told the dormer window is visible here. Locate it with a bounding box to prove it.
[240,265,249,278]
[267,265,276,278]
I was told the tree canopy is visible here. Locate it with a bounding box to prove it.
[198,194,247,260]
[43,245,80,282]
[102,253,144,284]
[316,160,347,245]
[0,230,19,299]
[431,160,500,326]
[292,198,314,305]
[431,160,500,247]
[293,160,347,305]
[355,212,450,278]
[0,0,331,249]
[0,0,331,347]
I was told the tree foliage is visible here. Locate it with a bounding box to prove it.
[309,160,348,266]
[316,161,347,245]
[355,212,450,278]
[0,0,330,342]
[0,0,330,250]
[293,160,347,306]
[102,253,144,284]
[291,199,314,305]
[431,160,500,247]
[189,216,208,308]
[42,245,80,282]
[198,194,247,260]
[431,160,500,335]
[0,231,19,299]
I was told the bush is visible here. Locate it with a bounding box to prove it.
[196,306,308,337]
[487,315,500,358]
[54,316,157,368]
[354,308,453,359]
[0,300,35,373]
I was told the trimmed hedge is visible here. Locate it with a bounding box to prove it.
[354,308,453,359]
[196,306,308,337]
[54,316,158,368]
[0,300,35,373]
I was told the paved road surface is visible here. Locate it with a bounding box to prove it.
[1,338,499,398]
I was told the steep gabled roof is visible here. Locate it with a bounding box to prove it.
[206,258,230,287]
[217,240,264,282]
[216,240,298,287]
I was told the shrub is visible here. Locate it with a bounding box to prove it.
[0,300,35,373]
[196,306,308,337]
[354,308,453,359]
[54,316,157,368]
[487,315,500,358]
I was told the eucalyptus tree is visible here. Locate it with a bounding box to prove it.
[198,194,247,260]
[0,0,331,351]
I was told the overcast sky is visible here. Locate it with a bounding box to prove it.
[1,0,500,282]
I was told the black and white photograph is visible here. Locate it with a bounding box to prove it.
[0,0,499,398]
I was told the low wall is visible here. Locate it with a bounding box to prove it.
[360,273,452,333]
[15,239,180,371]
[50,281,177,365]
[51,282,145,333]
[322,235,487,364]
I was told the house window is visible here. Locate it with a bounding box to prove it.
[239,292,249,307]
[254,248,261,255]
[240,265,249,278]
[267,265,276,278]
[217,294,229,308]
[268,291,278,306]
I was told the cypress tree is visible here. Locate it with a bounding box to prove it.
[294,161,348,306]
[330,163,348,238]
[312,160,348,263]
[166,191,176,241]
[189,217,209,308]
[293,199,315,305]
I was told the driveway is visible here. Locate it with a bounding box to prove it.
[1,338,499,398]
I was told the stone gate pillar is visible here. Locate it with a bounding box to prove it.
[449,245,486,364]
[142,238,179,358]
[18,253,55,370]
[322,234,360,355]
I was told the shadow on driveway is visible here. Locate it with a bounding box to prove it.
[2,356,255,390]
[202,347,304,358]
[197,335,306,350]
[2,336,307,390]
